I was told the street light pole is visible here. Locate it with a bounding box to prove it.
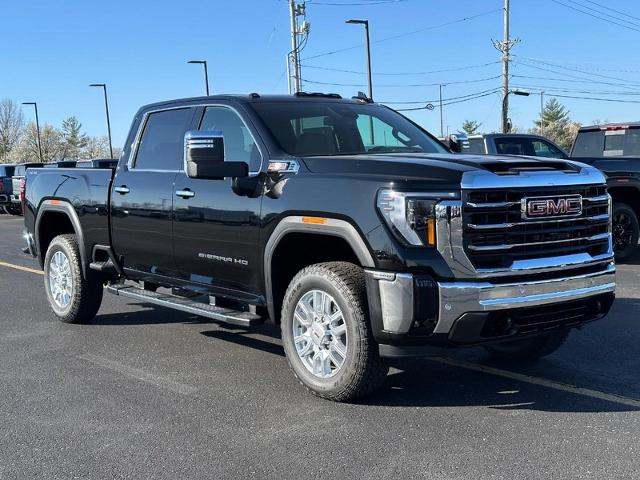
[540,91,545,135]
[439,84,444,138]
[346,19,373,101]
[188,60,210,96]
[89,84,114,159]
[22,102,43,162]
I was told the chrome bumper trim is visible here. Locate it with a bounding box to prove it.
[434,263,615,334]
[366,270,414,334]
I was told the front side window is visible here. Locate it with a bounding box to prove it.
[134,108,195,170]
[250,102,447,157]
[199,106,261,171]
[532,140,565,158]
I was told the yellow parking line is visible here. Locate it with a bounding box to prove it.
[0,260,43,276]
[430,356,640,409]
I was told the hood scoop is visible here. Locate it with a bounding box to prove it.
[480,160,580,176]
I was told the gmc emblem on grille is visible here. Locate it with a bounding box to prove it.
[522,195,583,219]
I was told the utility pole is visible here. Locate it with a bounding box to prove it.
[439,84,444,138]
[493,0,519,133]
[289,0,307,93]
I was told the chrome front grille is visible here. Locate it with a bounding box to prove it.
[463,185,610,270]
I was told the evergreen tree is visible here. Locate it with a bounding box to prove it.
[461,120,482,135]
[532,98,580,151]
[60,116,87,159]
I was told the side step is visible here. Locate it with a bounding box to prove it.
[106,283,262,327]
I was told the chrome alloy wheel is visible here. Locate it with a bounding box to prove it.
[49,251,73,309]
[292,289,348,379]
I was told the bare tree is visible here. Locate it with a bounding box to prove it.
[82,136,111,159]
[0,98,25,162]
[15,122,63,163]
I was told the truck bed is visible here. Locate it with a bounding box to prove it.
[24,166,115,263]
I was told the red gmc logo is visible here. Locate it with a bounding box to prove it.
[523,195,583,219]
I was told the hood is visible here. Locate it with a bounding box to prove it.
[301,153,586,187]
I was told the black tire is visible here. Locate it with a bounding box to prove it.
[281,262,388,402]
[43,234,103,324]
[484,330,569,362]
[612,202,639,262]
[7,205,22,216]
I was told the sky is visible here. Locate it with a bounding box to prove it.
[2,0,640,148]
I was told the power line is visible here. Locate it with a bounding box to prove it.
[307,0,407,5]
[395,90,501,111]
[549,0,640,32]
[512,62,640,90]
[299,60,501,76]
[511,84,640,96]
[560,0,640,27]
[516,56,640,85]
[579,0,640,22]
[382,88,503,105]
[301,74,502,88]
[302,8,502,60]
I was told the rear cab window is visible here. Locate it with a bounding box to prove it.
[573,127,640,157]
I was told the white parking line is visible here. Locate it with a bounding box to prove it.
[4,257,637,408]
[0,260,43,275]
[430,356,640,409]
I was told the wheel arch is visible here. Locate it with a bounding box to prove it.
[35,200,88,277]
[264,216,375,323]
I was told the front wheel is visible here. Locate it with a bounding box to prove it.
[484,331,569,362]
[44,234,104,324]
[280,262,388,402]
[612,202,639,262]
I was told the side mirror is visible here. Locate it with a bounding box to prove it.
[448,134,463,153]
[184,130,249,179]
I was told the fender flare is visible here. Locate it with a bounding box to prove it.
[263,216,375,322]
[35,200,88,276]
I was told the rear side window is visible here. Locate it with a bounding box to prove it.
[495,138,532,156]
[134,108,195,170]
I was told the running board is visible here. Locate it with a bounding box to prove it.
[106,283,262,327]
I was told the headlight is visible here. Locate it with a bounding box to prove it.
[377,190,456,247]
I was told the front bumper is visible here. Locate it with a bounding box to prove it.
[22,230,36,256]
[366,263,615,350]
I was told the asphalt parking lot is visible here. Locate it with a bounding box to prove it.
[1,214,639,479]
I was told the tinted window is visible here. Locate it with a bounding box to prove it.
[532,140,566,158]
[466,137,486,154]
[0,166,15,176]
[495,138,532,156]
[572,131,604,157]
[250,102,447,157]
[199,106,261,171]
[624,130,640,156]
[134,108,195,170]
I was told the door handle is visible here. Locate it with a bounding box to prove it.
[114,186,130,195]
[176,189,195,199]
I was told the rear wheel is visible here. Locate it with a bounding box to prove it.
[484,331,569,362]
[281,262,388,402]
[612,202,639,262]
[44,234,103,324]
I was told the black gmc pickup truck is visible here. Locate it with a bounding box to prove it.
[24,93,616,401]
[571,123,640,261]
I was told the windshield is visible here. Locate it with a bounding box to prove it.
[250,101,448,157]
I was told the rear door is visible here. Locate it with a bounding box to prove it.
[110,106,198,277]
